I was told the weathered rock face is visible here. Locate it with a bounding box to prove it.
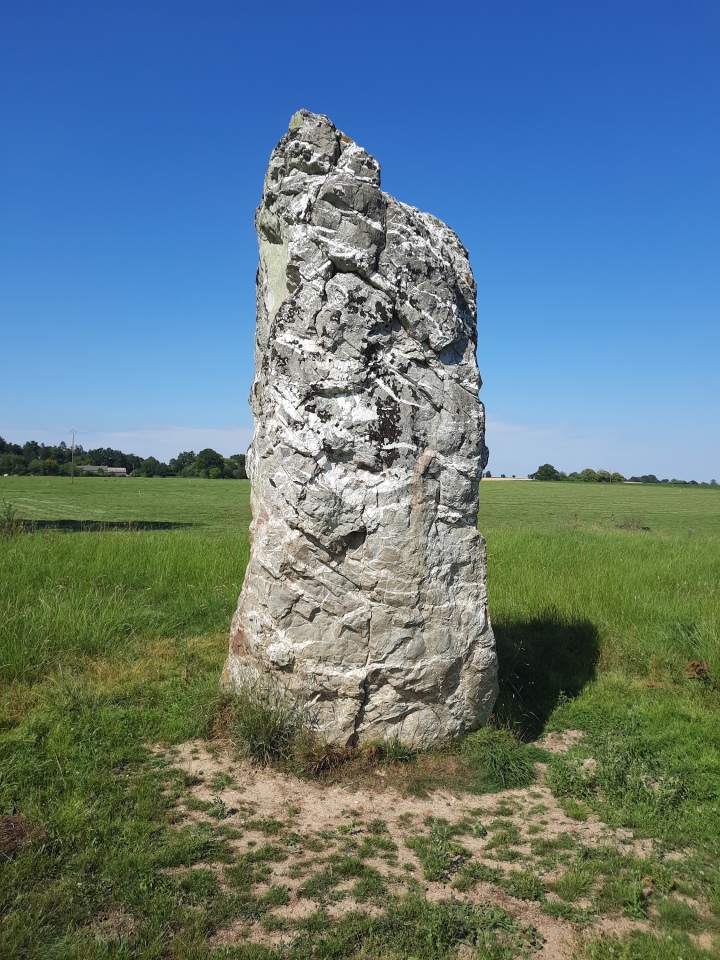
[223,110,497,748]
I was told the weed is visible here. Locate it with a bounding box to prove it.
[0,500,23,538]
[529,833,576,857]
[298,855,386,904]
[453,861,503,891]
[405,820,471,882]
[616,516,651,531]
[245,817,284,836]
[262,884,290,908]
[564,799,591,820]
[546,754,595,802]
[485,821,521,846]
[210,771,236,790]
[379,733,418,763]
[461,727,536,792]
[208,793,230,819]
[552,868,592,902]
[290,894,542,959]
[225,845,288,892]
[488,845,526,863]
[303,837,327,853]
[596,875,647,919]
[231,675,308,765]
[584,931,714,960]
[542,900,595,923]
[502,869,545,901]
[357,834,398,858]
[367,818,388,835]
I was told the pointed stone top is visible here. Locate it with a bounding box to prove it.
[288,109,334,132]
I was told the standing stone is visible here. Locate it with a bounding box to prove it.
[223,110,497,748]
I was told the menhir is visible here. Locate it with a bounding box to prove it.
[223,110,497,748]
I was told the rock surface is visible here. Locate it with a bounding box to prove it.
[223,110,497,748]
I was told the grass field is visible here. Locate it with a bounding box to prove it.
[1,477,719,959]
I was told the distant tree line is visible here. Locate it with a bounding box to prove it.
[0,437,247,480]
[528,463,717,487]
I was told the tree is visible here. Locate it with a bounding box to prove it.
[42,458,59,476]
[141,456,162,477]
[169,451,196,475]
[530,463,563,481]
[227,453,247,479]
[195,448,225,478]
[23,441,41,463]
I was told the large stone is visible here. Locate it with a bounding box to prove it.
[223,110,497,748]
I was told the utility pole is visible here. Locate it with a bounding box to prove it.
[70,429,76,485]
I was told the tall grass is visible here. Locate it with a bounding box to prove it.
[0,529,249,682]
[488,528,720,678]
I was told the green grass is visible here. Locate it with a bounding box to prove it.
[0,475,252,532]
[1,477,719,958]
[404,819,471,882]
[0,528,248,683]
[480,478,720,535]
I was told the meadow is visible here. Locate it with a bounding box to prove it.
[1,476,719,959]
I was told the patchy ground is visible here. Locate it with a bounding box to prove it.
[149,735,718,959]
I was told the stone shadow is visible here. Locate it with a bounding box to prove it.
[492,613,600,740]
[19,519,198,533]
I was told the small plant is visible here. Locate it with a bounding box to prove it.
[298,855,386,904]
[485,822,521,847]
[546,754,596,802]
[615,516,650,531]
[231,674,308,765]
[552,868,592,902]
[405,819,471,882]
[380,733,417,764]
[452,861,503,892]
[502,868,545,901]
[208,794,229,820]
[461,727,536,792]
[367,818,389,835]
[262,884,290,908]
[0,499,22,538]
[209,771,235,790]
[560,798,590,821]
[685,659,718,692]
[245,816,284,836]
[596,875,647,919]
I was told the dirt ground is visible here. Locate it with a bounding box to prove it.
[151,731,717,959]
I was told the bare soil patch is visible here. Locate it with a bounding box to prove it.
[151,740,714,958]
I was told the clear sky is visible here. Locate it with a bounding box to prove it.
[1,0,718,480]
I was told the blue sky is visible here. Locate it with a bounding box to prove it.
[1,0,718,480]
